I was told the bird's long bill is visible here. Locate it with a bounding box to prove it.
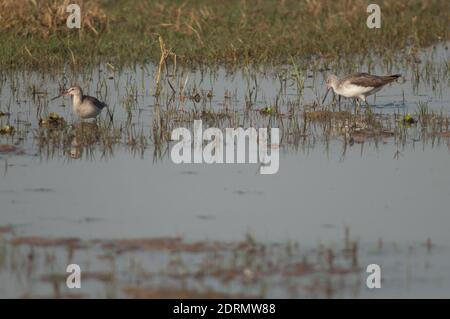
[50,94,62,101]
[50,90,69,101]
[322,88,330,105]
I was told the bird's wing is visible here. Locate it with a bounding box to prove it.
[345,73,400,88]
[84,96,107,109]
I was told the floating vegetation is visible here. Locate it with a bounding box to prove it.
[0,144,18,153]
[402,114,417,126]
[0,225,14,233]
[0,229,443,298]
[0,125,15,135]
[10,237,81,247]
[122,286,256,299]
[39,113,66,128]
[303,110,352,122]
[259,107,274,115]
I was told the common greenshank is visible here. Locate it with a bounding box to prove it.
[323,73,401,107]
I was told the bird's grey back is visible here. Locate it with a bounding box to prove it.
[343,73,401,88]
[83,95,107,109]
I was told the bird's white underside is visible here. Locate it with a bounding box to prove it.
[72,95,102,119]
[335,83,375,98]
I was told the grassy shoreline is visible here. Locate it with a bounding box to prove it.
[0,0,449,70]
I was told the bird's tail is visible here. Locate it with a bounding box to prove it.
[384,74,402,82]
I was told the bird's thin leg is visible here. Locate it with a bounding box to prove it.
[107,106,114,122]
[338,95,341,111]
[354,99,360,115]
[106,107,114,126]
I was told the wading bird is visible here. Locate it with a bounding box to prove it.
[52,86,112,120]
[323,73,401,109]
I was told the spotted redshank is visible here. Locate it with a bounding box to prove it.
[323,73,401,108]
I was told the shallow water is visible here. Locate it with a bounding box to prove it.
[0,43,449,298]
